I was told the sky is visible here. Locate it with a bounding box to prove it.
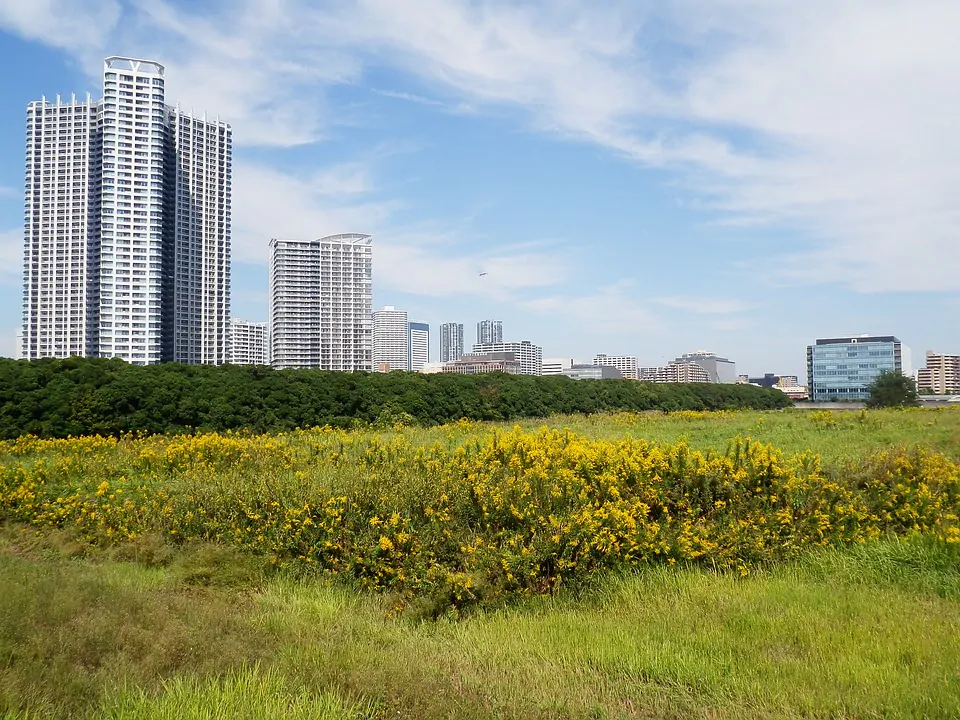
[0,0,957,377]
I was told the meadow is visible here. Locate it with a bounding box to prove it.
[1,408,959,719]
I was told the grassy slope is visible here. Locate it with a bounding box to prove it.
[1,525,958,720]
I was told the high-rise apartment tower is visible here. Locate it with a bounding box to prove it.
[268,234,372,370]
[372,306,409,372]
[409,322,430,372]
[21,56,231,364]
[439,322,464,363]
[228,319,269,365]
[476,319,503,345]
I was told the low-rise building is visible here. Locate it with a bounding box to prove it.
[674,351,736,383]
[593,354,638,380]
[472,341,542,375]
[443,352,520,375]
[562,364,623,380]
[542,357,575,376]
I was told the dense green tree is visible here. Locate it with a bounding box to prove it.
[866,371,920,408]
[0,358,791,439]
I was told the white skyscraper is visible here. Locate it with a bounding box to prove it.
[20,56,231,365]
[228,319,269,365]
[439,322,464,363]
[409,321,430,372]
[268,234,372,371]
[477,319,503,345]
[372,306,409,372]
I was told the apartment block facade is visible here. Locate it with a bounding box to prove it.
[476,319,503,345]
[916,351,960,395]
[408,321,430,372]
[439,322,464,363]
[228,318,268,365]
[472,340,542,375]
[21,56,231,365]
[372,306,409,372]
[268,234,372,371]
[593,354,638,380]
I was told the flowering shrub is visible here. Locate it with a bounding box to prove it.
[1,423,957,612]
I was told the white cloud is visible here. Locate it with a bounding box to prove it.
[654,296,751,315]
[4,0,959,292]
[0,0,120,55]
[524,282,659,335]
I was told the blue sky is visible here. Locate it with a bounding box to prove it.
[1,0,958,377]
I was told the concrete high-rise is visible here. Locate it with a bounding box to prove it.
[21,56,231,365]
[476,319,503,345]
[439,322,464,363]
[268,234,372,371]
[372,306,409,372]
[228,318,269,365]
[916,351,959,395]
[409,321,430,372]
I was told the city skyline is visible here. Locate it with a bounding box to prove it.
[0,3,958,377]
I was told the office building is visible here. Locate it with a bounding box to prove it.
[594,354,638,380]
[409,321,430,372]
[268,234,372,371]
[443,352,520,375]
[916,351,960,395]
[674,351,736,383]
[807,335,912,402]
[476,319,503,345]
[21,56,231,365]
[372,306,409,372]
[473,340,542,375]
[228,318,268,365]
[562,364,623,380]
[542,357,575,375]
[439,322,464,363]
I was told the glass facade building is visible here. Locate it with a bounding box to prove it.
[807,335,911,401]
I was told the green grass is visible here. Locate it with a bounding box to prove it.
[2,524,958,720]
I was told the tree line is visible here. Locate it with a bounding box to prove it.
[0,357,791,439]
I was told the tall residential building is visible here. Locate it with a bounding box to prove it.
[409,321,430,372]
[542,357,575,375]
[916,351,960,394]
[228,318,269,365]
[476,319,503,345]
[674,351,737,383]
[594,354,638,380]
[372,306,409,372]
[472,340,542,375]
[21,56,231,365]
[268,234,372,371]
[807,335,912,402]
[439,322,464,363]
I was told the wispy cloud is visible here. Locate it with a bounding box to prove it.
[524,282,659,335]
[4,0,958,293]
[654,296,751,315]
[373,89,445,107]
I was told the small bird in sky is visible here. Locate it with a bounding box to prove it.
[479,272,488,276]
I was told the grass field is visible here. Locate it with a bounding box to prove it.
[2,408,959,719]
